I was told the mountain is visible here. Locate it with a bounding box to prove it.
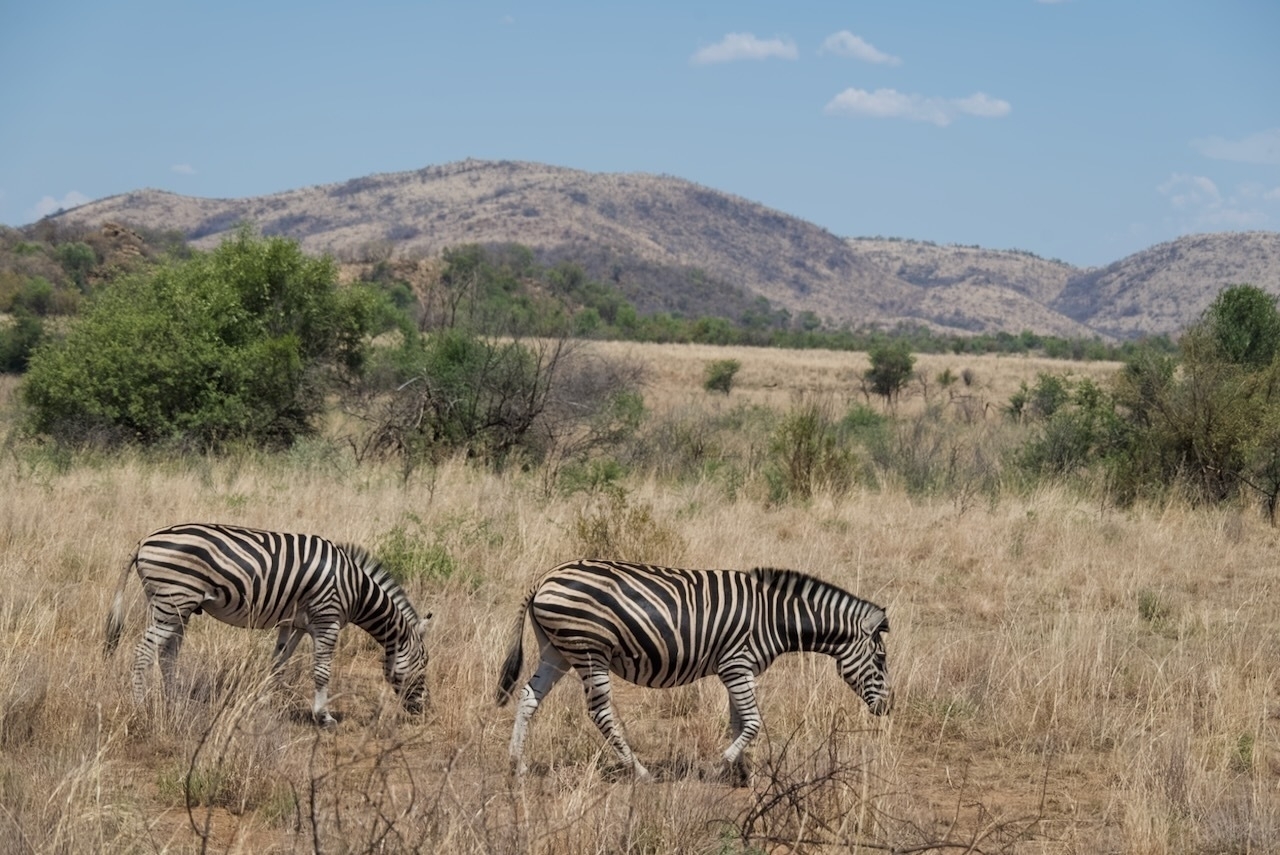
[1052,232,1280,339]
[846,237,1095,339]
[46,159,1280,340]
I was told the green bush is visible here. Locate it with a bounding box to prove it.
[55,242,97,291]
[865,341,915,405]
[766,398,854,502]
[21,228,382,447]
[1014,288,1280,516]
[703,358,741,394]
[1204,284,1280,368]
[359,332,645,476]
[0,312,43,374]
[376,518,458,584]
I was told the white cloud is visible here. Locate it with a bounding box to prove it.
[1191,129,1280,166]
[819,31,901,65]
[824,87,1011,126]
[30,191,91,219]
[1158,173,1221,211]
[171,163,196,175]
[954,92,1012,118]
[1158,173,1278,231]
[690,33,798,66]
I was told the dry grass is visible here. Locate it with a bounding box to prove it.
[592,340,1120,417]
[1,349,1277,854]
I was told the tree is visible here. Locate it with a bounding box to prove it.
[22,227,381,447]
[1203,283,1280,368]
[0,311,44,374]
[1019,287,1280,518]
[703,359,741,394]
[865,341,915,406]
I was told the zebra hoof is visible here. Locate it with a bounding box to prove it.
[717,758,750,788]
[315,712,338,729]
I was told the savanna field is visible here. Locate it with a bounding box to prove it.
[1,344,1277,854]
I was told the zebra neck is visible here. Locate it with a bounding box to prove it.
[755,569,853,654]
[349,584,410,648]
[341,545,419,649]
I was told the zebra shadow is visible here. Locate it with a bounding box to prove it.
[648,757,751,787]
[173,672,349,729]
[528,756,749,787]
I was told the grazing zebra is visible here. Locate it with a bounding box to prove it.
[104,522,430,725]
[496,559,891,780]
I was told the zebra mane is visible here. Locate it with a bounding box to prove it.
[749,566,838,594]
[750,566,886,629]
[341,543,422,625]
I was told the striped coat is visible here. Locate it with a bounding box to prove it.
[498,559,890,779]
[105,522,430,724]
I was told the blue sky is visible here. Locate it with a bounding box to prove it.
[2,1,1276,268]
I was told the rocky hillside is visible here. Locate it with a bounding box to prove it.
[847,238,1095,339]
[1052,232,1280,339]
[47,159,1280,340]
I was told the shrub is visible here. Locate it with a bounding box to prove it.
[1008,373,1074,421]
[22,228,382,447]
[865,341,915,405]
[1204,284,1280,368]
[356,334,645,476]
[0,311,43,374]
[572,488,686,563]
[766,397,855,502]
[376,518,458,584]
[703,358,741,394]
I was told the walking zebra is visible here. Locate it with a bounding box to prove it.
[104,522,430,725]
[496,559,891,780]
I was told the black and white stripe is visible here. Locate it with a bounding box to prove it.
[105,522,430,724]
[497,559,891,779]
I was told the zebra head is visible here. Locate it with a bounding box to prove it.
[386,613,432,714]
[834,606,892,716]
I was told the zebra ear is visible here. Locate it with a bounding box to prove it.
[860,607,888,636]
[417,612,433,635]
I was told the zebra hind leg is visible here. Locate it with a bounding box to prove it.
[580,662,652,781]
[130,618,184,705]
[509,648,570,776]
[262,625,306,707]
[271,625,306,675]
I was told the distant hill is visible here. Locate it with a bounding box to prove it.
[1052,232,1280,339]
[46,159,1280,340]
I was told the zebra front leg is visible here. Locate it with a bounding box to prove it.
[308,623,341,728]
[720,671,762,770]
[580,663,651,781]
[509,650,569,776]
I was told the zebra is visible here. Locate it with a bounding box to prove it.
[104,522,431,725]
[496,559,891,780]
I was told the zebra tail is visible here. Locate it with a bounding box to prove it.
[103,547,139,657]
[495,592,533,706]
